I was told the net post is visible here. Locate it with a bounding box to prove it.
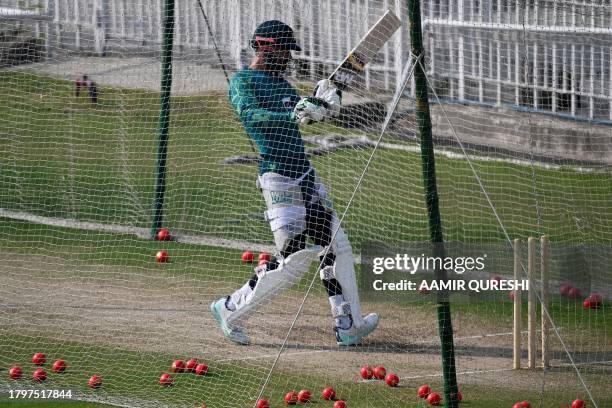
[513,238,522,370]
[151,0,175,239]
[407,0,459,406]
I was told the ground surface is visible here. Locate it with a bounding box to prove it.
[1,63,611,407]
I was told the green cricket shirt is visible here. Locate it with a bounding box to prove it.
[229,68,311,180]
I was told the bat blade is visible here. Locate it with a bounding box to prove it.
[330,9,402,90]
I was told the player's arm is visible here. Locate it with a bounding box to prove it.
[229,75,294,128]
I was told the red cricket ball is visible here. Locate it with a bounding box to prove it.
[360,365,373,379]
[284,390,298,405]
[520,401,532,408]
[571,399,586,408]
[418,384,432,398]
[32,368,47,382]
[385,373,400,387]
[256,399,270,408]
[156,228,172,241]
[427,392,442,406]
[584,293,603,309]
[513,404,522,408]
[560,283,572,297]
[373,366,386,380]
[32,352,46,366]
[242,251,254,263]
[186,358,198,372]
[88,375,102,388]
[322,386,336,400]
[297,389,312,403]
[333,401,347,408]
[52,359,67,373]
[159,373,173,387]
[156,250,169,263]
[567,287,582,299]
[195,363,208,376]
[171,359,185,373]
[258,252,271,262]
[9,366,23,379]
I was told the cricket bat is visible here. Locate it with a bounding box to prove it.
[329,9,402,91]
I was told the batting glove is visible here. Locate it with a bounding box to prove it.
[293,96,329,124]
[313,79,341,117]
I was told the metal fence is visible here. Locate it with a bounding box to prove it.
[423,0,612,120]
[2,0,611,120]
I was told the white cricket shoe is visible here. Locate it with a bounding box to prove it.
[210,297,250,345]
[335,313,379,346]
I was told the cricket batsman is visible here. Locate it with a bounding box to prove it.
[211,20,378,346]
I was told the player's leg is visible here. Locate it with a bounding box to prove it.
[211,172,319,345]
[327,213,379,345]
[307,176,378,345]
[305,200,350,329]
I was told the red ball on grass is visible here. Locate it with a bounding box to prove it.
[360,365,373,380]
[32,368,47,382]
[159,373,173,387]
[242,251,254,263]
[88,375,102,388]
[372,365,386,380]
[52,359,67,373]
[9,366,23,380]
[385,373,400,387]
[32,352,46,366]
[418,384,432,398]
[284,390,298,405]
[427,392,442,406]
[322,386,336,400]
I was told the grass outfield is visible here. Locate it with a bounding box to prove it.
[0,401,109,407]
[0,402,167,407]
[0,71,611,248]
[1,332,611,408]
[1,71,611,407]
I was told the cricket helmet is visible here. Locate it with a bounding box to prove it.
[251,20,301,52]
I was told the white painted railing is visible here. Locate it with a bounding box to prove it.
[2,0,611,120]
[422,0,612,120]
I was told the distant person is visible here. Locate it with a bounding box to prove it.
[74,76,83,97]
[75,75,98,104]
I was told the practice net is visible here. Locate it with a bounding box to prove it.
[0,0,610,407]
